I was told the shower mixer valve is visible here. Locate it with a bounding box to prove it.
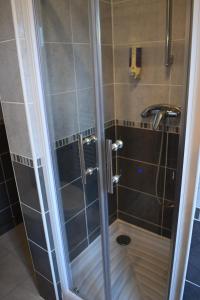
[141,104,181,130]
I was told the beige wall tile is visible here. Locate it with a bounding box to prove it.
[114,43,170,84]
[74,44,93,90]
[115,83,169,122]
[100,2,112,44]
[0,41,23,102]
[45,43,75,94]
[41,0,72,42]
[77,88,95,131]
[171,40,186,85]
[2,102,32,158]
[103,85,115,122]
[172,0,187,40]
[170,85,185,108]
[113,0,165,45]
[102,45,113,84]
[51,92,79,140]
[71,0,89,43]
[0,0,15,42]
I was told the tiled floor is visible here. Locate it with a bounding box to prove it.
[0,224,42,300]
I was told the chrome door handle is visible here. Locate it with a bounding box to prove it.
[86,167,98,176]
[106,139,113,194]
[78,134,97,185]
[106,139,122,194]
[78,134,87,184]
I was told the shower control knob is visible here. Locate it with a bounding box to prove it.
[84,135,97,145]
[112,175,121,184]
[85,167,97,176]
[112,140,123,151]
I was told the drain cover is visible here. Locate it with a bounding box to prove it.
[116,235,131,246]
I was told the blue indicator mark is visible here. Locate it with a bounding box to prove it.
[137,167,143,174]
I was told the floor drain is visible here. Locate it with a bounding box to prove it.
[116,235,131,246]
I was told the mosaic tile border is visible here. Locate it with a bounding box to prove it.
[55,120,116,149]
[11,153,42,168]
[55,119,180,149]
[116,119,180,134]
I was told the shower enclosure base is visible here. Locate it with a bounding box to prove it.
[71,220,171,300]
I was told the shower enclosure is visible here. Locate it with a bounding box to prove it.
[12,0,193,299]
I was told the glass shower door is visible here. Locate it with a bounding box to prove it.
[99,0,192,299]
[33,0,111,299]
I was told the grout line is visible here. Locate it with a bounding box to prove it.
[69,0,80,134]
[185,280,200,289]
[28,238,49,253]
[161,133,169,236]
[112,39,185,45]
[118,210,171,233]
[1,100,25,105]
[118,210,163,229]
[0,205,13,214]
[86,198,99,209]
[118,155,176,170]
[0,178,14,185]
[114,82,184,87]
[35,269,55,285]
[0,156,15,220]
[118,184,163,201]
[59,176,82,190]
[48,86,94,97]
[88,225,100,239]
[20,201,45,215]
[118,184,174,203]
[0,38,16,44]
[69,237,88,257]
[65,207,85,224]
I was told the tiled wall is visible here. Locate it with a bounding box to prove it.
[0,120,21,235]
[0,1,60,299]
[13,161,61,299]
[112,0,187,126]
[110,0,188,238]
[37,0,115,143]
[55,126,117,262]
[183,183,200,299]
[116,124,179,238]
[40,0,114,144]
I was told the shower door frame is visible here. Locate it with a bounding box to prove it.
[10,0,200,299]
[11,0,112,299]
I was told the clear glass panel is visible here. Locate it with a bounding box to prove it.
[33,0,192,298]
[99,0,192,299]
[33,0,108,299]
